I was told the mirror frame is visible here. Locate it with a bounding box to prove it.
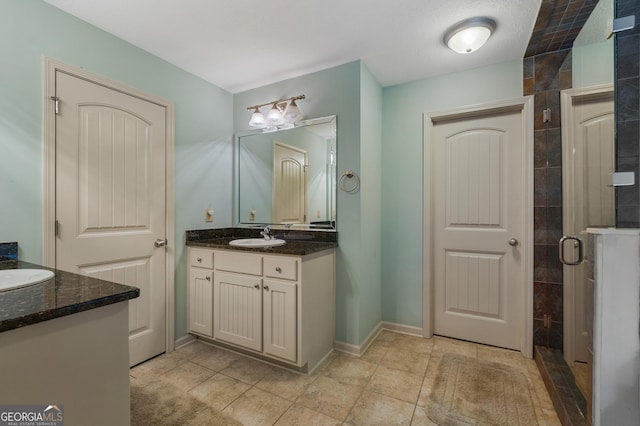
[233,115,337,231]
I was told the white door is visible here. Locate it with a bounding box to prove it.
[431,108,525,350]
[55,71,167,366]
[189,267,213,337]
[563,88,614,363]
[273,142,307,224]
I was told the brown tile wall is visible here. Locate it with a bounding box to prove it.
[615,0,640,227]
[526,50,573,349]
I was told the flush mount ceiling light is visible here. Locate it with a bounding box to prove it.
[444,17,496,54]
[247,95,305,131]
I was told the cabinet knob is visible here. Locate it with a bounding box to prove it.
[206,276,211,281]
[197,257,202,263]
[263,285,270,291]
[254,284,260,290]
[275,267,282,273]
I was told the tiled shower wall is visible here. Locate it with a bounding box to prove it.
[525,51,572,349]
[615,0,640,228]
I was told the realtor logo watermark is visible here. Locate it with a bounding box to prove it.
[0,405,63,426]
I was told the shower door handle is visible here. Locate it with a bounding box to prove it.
[559,236,583,265]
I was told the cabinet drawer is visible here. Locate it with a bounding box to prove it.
[264,256,298,281]
[215,251,262,275]
[190,248,213,269]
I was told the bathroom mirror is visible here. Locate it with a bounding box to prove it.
[236,115,337,230]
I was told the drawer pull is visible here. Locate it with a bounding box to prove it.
[254,284,260,290]
[206,276,211,281]
[197,257,202,263]
[275,267,282,273]
[264,285,270,291]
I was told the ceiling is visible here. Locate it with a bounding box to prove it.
[43,0,542,94]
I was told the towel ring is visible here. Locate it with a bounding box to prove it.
[339,170,360,193]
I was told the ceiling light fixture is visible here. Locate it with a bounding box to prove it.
[444,17,496,54]
[247,95,305,131]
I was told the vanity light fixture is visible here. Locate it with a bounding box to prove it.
[444,17,496,54]
[247,95,305,131]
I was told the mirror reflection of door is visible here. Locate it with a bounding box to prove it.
[273,142,307,224]
[561,85,614,406]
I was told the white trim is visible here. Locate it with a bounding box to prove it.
[381,321,423,337]
[42,56,176,354]
[423,96,535,358]
[174,334,197,350]
[561,84,614,366]
[334,322,383,356]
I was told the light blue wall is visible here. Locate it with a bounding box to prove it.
[234,61,380,344]
[381,60,523,328]
[573,41,614,88]
[0,0,234,339]
[358,64,383,341]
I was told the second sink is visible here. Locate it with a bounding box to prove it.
[229,238,286,248]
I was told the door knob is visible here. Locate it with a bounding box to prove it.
[154,238,168,248]
[508,238,518,246]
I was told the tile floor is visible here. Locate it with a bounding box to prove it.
[130,331,561,425]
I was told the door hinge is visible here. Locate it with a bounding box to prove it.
[55,220,60,237]
[542,108,551,123]
[50,96,60,115]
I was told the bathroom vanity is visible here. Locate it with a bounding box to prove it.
[0,260,139,426]
[186,228,337,372]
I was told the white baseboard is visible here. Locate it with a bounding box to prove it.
[333,321,424,356]
[174,334,196,350]
[381,321,423,337]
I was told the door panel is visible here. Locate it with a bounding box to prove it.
[433,109,524,350]
[263,279,297,362]
[214,272,262,352]
[55,71,167,366]
[189,268,213,337]
[273,142,307,224]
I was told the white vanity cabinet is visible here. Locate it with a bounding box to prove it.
[187,246,335,372]
[188,248,214,337]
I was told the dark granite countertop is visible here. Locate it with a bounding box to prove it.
[0,260,139,333]
[186,227,338,256]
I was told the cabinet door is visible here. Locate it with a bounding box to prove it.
[263,279,297,362]
[189,267,213,337]
[214,272,262,352]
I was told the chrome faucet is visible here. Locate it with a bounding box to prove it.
[260,225,272,240]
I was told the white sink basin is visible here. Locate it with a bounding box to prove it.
[229,238,286,248]
[0,269,55,292]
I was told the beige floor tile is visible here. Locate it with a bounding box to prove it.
[477,344,529,373]
[322,354,377,387]
[431,336,478,357]
[255,367,318,401]
[360,339,391,364]
[275,404,342,426]
[345,391,414,426]
[221,357,278,385]
[376,330,399,343]
[296,376,363,421]
[417,353,443,407]
[379,345,430,376]
[367,365,423,404]
[160,361,215,391]
[410,406,439,426]
[394,335,434,354]
[222,387,292,426]
[170,340,214,361]
[130,353,186,380]
[190,345,243,372]
[188,373,251,411]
